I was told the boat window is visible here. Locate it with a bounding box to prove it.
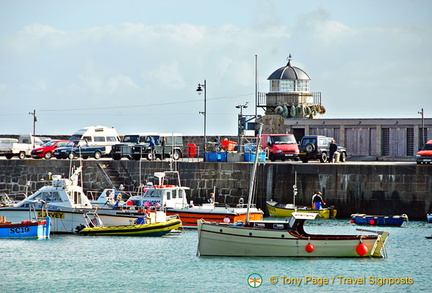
[166,191,171,200]
[73,191,81,204]
[145,189,163,198]
[273,224,285,230]
[178,189,183,199]
[35,191,62,202]
[172,190,177,199]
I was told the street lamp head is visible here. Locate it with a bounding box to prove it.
[196,84,203,95]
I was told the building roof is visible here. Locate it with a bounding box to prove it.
[268,55,311,81]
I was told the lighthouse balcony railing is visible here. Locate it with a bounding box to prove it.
[257,92,322,107]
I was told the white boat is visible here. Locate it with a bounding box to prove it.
[196,125,391,258]
[0,166,140,233]
[125,171,263,228]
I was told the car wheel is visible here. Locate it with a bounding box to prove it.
[132,154,141,160]
[301,158,309,163]
[305,143,316,153]
[339,152,346,162]
[112,154,121,160]
[269,153,276,162]
[320,152,328,163]
[147,151,156,161]
[68,152,76,159]
[19,152,26,160]
[44,151,52,159]
[5,154,13,159]
[94,151,101,159]
[172,150,181,160]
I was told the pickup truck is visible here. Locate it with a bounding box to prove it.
[0,135,44,159]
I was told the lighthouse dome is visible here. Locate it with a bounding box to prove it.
[267,55,310,92]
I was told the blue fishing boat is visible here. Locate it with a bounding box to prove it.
[427,213,432,223]
[0,215,51,239]
[350,213,408,227]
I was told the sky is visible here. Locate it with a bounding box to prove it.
[1,0,431,137]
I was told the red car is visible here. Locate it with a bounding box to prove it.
[31,140,73,159]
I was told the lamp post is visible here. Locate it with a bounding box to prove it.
[28,109,37,149]
[196,80,207,153]
[236,102,248,152]
[418,108,425,146]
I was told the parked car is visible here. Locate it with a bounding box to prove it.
[131,133,183,161]
[0,135,43,159]
[416,140,432,164]
[69,125,120,155]
[111,133,157,160]
[260,134,299,161]
[31,140,72,159]
[299,135,347,163]
[53,142,106,159]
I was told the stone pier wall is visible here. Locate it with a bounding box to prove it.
[0,160,431,220]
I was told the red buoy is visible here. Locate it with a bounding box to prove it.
[356,242,368,256]
[350,219,354,223]
[369,219,375,225]
[305,243,314,253]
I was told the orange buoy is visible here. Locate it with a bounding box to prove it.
[356,242,368,256]
[305,243,314,253]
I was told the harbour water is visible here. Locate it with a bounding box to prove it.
[1,219,430,292]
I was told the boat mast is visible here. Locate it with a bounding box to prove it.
[246,123,263,224]
[293,171,297,209]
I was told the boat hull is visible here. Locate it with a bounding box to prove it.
[267,201,337,219]
[350,214,407,226]
[0,208,140,234]
[0,217,51,239]
[166,207,263,228]
[427,214,432,223]
[78,218,182,236]
[197,220,389,258]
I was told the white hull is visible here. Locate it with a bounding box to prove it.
[197,220,389,258]
[0,208,138,233]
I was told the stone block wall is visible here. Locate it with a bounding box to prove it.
[0,159,431,220]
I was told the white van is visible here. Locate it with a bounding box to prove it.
[69,126,120,154]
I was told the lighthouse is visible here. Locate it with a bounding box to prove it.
[257,54,325,134]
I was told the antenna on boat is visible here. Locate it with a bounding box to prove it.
[245,123,263,224]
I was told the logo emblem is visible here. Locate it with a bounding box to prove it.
[248,273,262,288]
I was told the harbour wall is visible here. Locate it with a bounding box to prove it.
[0,160,431,220]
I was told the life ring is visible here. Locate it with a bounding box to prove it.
[282,105,289,117]
[290,105,296,117]
[275,105,284,115]
[303,105,311,117]
[296,105,302,117]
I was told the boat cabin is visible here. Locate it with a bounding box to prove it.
[126,171,190,209]
[15,168,92,210]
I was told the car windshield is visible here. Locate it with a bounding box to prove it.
[65,142,75,147]
[123,135,139,143]
[44,141,57,147]
[423,144,432,150]
[270,135,297,144]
